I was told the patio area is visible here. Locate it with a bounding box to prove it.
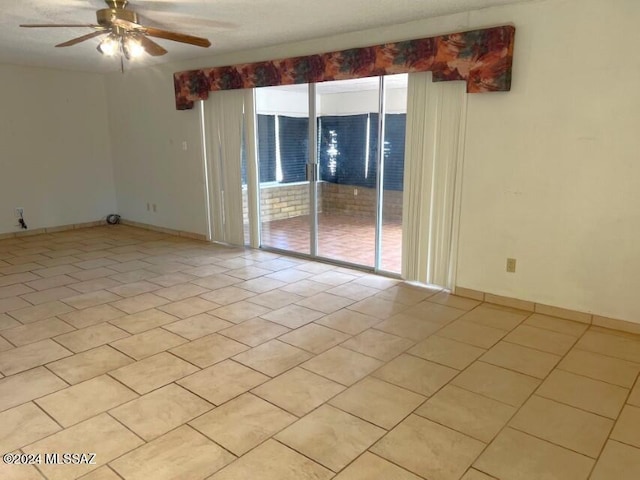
[260,213,402,273]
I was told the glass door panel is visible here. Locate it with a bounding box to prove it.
[254,76,407,274]
[379,74,408,273]
[315,78,380,267]
[255,85,310,255]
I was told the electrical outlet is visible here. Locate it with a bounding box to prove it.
[506,258,517,273]
[354,188,358,196]
[182,141,188,151]
[15,208,24,218]
[152,204,157,212]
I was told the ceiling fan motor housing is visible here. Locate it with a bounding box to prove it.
[105,0,129,9]
[98,0,137,27]
[97,8,138,27]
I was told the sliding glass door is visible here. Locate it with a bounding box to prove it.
[379,75,408,272]
[255,84,311,255]
[315,77,379,267]
[254,75,407,274]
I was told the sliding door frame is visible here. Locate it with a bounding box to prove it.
[308,83,319,258]
[255,78,403,277]
[373,76,386,273]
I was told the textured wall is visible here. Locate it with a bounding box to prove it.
[0,65,116,235]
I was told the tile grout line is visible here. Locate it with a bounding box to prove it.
[396,308,539,476]
[494,320,610,476]
[586,369,640,477]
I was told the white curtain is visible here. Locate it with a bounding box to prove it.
[402,72,467,289]
[204,89,257,246]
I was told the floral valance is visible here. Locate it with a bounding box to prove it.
[174,25,515,110]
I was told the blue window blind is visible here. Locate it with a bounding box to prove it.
[318,113,406,190]
[257,113,405,189]
[257,114,277,183]
[382,114,406,191]
[278,116,309,183]
[318,114,371,186]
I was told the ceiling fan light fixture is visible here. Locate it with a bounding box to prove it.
[123,36,145,59]
[21,0,211,64]
[97,33,119,56]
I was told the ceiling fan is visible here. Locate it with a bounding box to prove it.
[20,0,211,60]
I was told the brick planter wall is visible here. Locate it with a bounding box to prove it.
[320,183,403,221]
[243,182,320,223]
[243,181,402,223]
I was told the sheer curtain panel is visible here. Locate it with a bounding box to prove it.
[204,89,257,246]
[402,72,467,289]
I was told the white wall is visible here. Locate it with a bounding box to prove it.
[254,84,407,116]
[0,64,116,234]
[458,0,640,322]
[256,88,308,116]
[105,69,207,235]
[104,0,640,323]
[319,87,407,115]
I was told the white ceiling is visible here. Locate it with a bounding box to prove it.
[3,0,533,73]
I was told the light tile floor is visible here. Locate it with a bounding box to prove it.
[0,225,639,479]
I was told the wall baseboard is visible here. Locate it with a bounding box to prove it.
[0,220,105,240]
[454,286,640,334]
[0,217,206,244]
[120,219,207,241]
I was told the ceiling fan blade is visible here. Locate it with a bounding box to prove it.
[21,24,103,28]
[142,26,211,48]
[138,36,168,56]
[112,18,210,48]
[56,31,107,48]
